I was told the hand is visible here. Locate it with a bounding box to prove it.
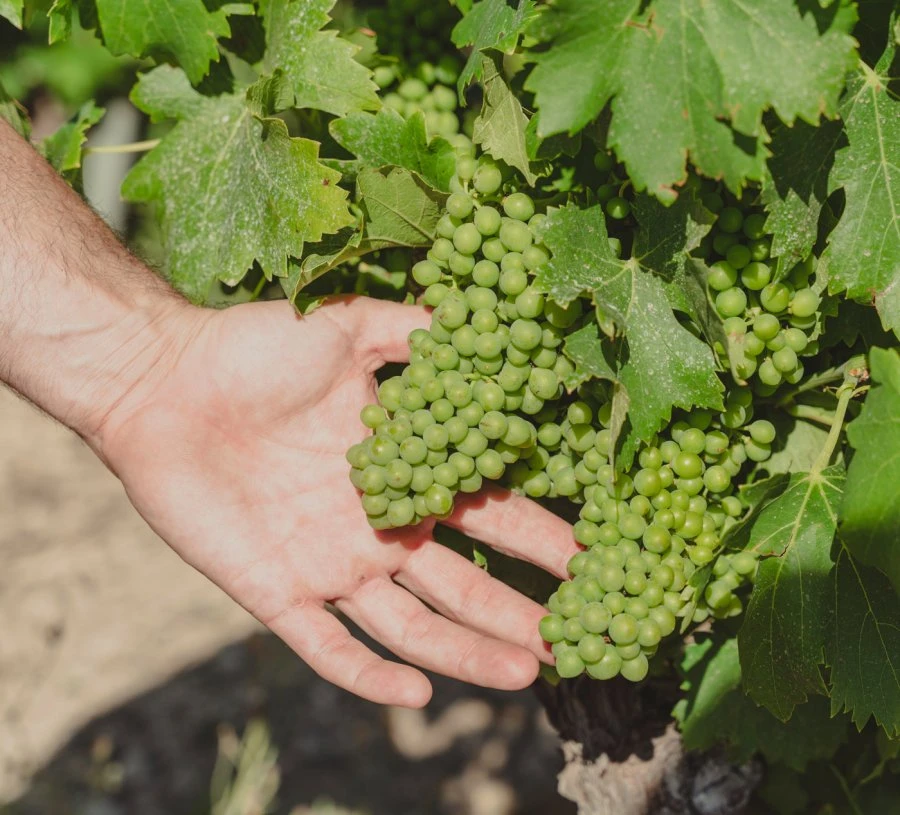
[93,295,579,707]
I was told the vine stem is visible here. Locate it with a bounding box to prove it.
[785,403,836,427]
[812,380,856,472]
[248,275,268,302]
[775,352,866,407]
[84,139,160,156]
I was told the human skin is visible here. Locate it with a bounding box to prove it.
[0,119,579,707]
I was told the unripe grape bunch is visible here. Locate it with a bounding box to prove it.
[346,151,769,683]
[696,196,824,394]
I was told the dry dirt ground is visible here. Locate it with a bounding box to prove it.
[0,388,573,815]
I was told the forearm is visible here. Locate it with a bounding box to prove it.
[0,119,193,445]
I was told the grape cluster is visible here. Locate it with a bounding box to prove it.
[367,0,461,66]
[375,59,468,140]
[347,153,769,682]
[348,155,564,528]
[536,404,767,680]
[694,549,759,622]
[697,198,822,393]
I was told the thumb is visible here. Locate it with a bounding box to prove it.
[339,295,433,365]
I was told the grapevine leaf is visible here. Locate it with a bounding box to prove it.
[281,224,368,303]
[824,43,900,335]
[631,189,715,283]
[828,546,900,735]
[356,166,447,248]
[93,0,247,85]
[562,322,619,390]
[47,0,73,43]
[525,0,855,201]
[736,466,845,720]
[761,119,845,278]
[841,347,900,592]
[122,67,353,303]
[451,0,535,95]
[676,636,849,770]
[0,0,22,27]
[0,78,29,139]
[761,419,831,477]
[535,204,723,446]
[329,109,456,191]
[39,101,104,180]
[472,52,536,186]
[262,0,380,116]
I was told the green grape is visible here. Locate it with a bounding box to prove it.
[726,243,751,269]
[748,419,776,444]
[446,192,473,220]
[790,288,820,318]
[606,197,631,219]
[772,346,798,373]
[499,267,528,297]
[471,259,500,287]
[608,613,638,644]
[503,192,535,221]
[717,206,743,233]
[473,162,502,195]
[704,465,731,493]
[473,206,501,236]
[741,261,771,291]
[453,223,482,254]
[556,648,586,678]
[539,614,566,643]
[523,244,550,270]
[716,287,748,318]
[586,649,622,680]
[482,237,505,262]
[744,439,772,462]
[760,282,792,313]
[499,219,533,253]
[752,312,781,341]
[783,327,808,353]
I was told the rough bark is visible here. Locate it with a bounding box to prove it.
[536,676,764,815]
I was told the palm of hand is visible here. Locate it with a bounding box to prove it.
[97,297,577,706]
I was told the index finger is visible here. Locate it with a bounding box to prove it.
[443,484,579,580]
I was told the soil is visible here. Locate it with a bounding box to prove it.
[0,388,573,815]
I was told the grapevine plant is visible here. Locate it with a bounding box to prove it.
[2,0,898,811]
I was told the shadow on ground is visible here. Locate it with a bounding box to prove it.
[7,632,575,815]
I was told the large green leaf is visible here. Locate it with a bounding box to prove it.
[262,0,379,116]
[535,204,723,449]
[471,52,536,186]
[329,108,456,191]
[93,0,245,84]
[525,0,856,201]
[451,0,536,94]
[676,636,849,770]
[828,546,900,735]
[736,466,845,720]
[841,347,900,592]
[122,67,353,303]
[824,43,900,335]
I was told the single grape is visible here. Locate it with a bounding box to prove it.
[717,206,743,233]
[790,288,820,318]
[716,287,748,318]
[761,282,793,313]
[539,614,566,644]
[503,192,535,221]
[446,192,473,220]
